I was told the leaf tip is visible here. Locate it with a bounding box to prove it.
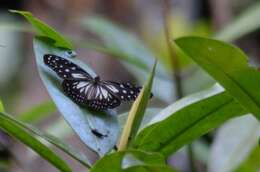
[0,100,4,113]
[9,9,32,16]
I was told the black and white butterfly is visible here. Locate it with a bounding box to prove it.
[43,54,146,110]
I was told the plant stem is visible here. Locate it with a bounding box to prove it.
[162,1,197,172]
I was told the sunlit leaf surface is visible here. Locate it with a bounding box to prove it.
[134,84,247,156]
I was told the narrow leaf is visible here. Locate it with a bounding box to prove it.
[0,100,4,112]
[133,84,247,156]
[118,61,156,150]
[0,112,72,172]
[31,127,92,168]
[214,1,260,42]
[18,100,56,123]
[10,10,73,49]
[33,37,119,155]
[3,113,91,168]
[175,36,260,120]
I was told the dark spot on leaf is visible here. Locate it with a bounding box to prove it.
[113,145,118,151]
[91,129,108,138]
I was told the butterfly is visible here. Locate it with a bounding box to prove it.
[43,54,147,110]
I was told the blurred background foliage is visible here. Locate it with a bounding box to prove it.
[0,0,259,172]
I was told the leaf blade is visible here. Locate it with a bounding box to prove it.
[18,100,56,123]
[175,36,260,120]
[214,1,260,42]
[2,112,91,168]
[0,99,4,112]
[0,112,72,172]
[133,84,247,156]
[10,10,73,49]
[90,150,176,172]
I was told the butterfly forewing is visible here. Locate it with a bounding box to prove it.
[43,54,92,80]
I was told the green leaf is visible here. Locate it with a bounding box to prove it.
[208,115,260,172]
[32,127,92,168]
[10,10,73,49]
[118,108,162,131]
[214,1,260,42]
[118,61,156,150]
[4,112,91,168]
[33,37,119,156]
[175,36,260,120]
[0,100,4,112]
[133,84,247,156]
[0,112,72,172]
[18,100,56,123]
[90,150,175,172]
[235,146,260,172]
[124,165,176,172]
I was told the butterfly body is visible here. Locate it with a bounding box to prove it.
[43,54,144,110]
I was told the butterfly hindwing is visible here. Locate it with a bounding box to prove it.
[62,80,121,110]
[102,81,142,101]
[43,54,92,80]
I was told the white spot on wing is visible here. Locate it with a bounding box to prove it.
[72,73,87,79]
